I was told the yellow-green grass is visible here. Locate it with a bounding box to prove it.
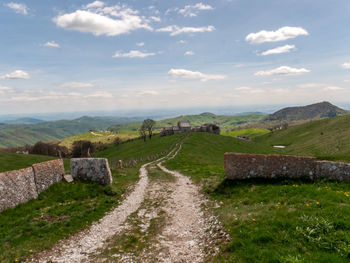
[165,132,350,262]
[222,128,270,139]
[59,130,138,149]
[0,134,183,263]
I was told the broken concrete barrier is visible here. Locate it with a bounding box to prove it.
[70,158,113,185]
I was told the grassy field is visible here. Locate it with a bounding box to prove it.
[165,132,350,262]
[254,114,350,162]
[59,130,138,149]
[222,128,270,139]
[0,134,183,263]
[0,152,70,173]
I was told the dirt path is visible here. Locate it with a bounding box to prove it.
[29,140,227,263]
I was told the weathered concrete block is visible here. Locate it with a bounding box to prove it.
[70,158,113,185]
[32,159,65,194]
[225,153,317,180]
[0,167,38,212]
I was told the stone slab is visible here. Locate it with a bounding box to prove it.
[64,174,74,183]
[70,158,112,185]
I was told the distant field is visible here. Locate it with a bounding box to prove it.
[222,128,270,139]
[59,131,138,149]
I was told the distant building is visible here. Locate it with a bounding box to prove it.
[160,121,220,136]
[178,121,191,132]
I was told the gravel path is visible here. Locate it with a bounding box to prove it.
[28,140,227,263]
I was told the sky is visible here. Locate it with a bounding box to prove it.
[0,0,350,114]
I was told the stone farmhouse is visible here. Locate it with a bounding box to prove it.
[160,121,220,136]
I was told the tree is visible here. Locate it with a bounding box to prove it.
[139,123,147,142]
[143,119,156,139]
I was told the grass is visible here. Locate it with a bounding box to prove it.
[0,134,183,263]
[222,128,270,139]
[59,130,138,149]
[0,152,70,173]
[165,132,350,262]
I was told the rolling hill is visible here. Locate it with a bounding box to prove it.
[265,101,348,123]
[0,116,144,148]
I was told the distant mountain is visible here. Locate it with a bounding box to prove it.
[265,101,348,122]
[4,117,44,125]
[0,116,144,148]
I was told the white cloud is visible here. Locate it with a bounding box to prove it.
[85,91,113,98]
[0,70,30,79]
[261,44,296,56]
[137,90,159,96]
[178,3,214,17]
[136,42,145,47]
[60,82,94,89]
[168,69,226,82]
[178,40,187,44]
[235,86,251,91]
[184,51,194,56]
[323,86,344,91]
[44,41,60,48]
[6,2,27,15]
[113,50,156,58]
[254,66,310,76]
[246,26,308,44]
[0,85,12,94]
[85,1,105,9]
[53,4,152,37]
[341,62,350,69]
[150,16,161,22]
[157,25,215,36]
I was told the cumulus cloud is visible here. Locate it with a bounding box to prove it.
[44,41,60,48]
[157,25,215,36]
[150,16,161,22]
[235,86,252,91]
[184,51,194,56]
[60,82,94,89]
[113,50,156,58]
[261,44,296,56]
[85,1,104,9]
[136,42,145,47]
[178,40,187,44]
[254,66,310,76]
[0,70,30,79]
[85,91,113,98]
[53,4,152,36]
[0,85,12,94]
[342,62,350,69]
[178,3,214,17]
[6,2,27,15]
[168,69,226,81]
[246,26,308,44]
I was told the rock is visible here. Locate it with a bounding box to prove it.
[70,158,113,185]
[64,174,74,183]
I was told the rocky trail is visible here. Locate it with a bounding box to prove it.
[28,140,228,263]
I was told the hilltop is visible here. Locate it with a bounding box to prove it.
[265,101,348,123]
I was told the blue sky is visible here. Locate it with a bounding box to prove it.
[0,0,350,114]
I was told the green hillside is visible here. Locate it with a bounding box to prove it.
[255,114,350,162]
[109,112,266,133]
[0,116,143,148]
[265,101,348,123]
